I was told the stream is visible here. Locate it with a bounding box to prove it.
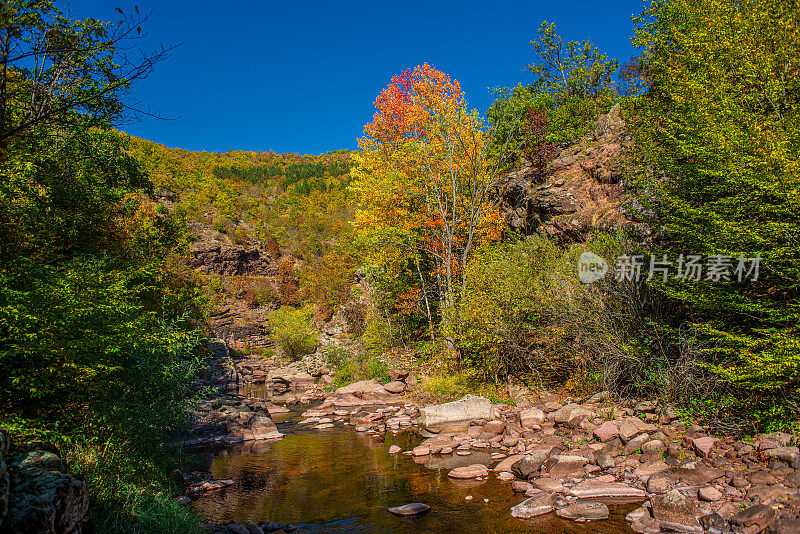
[191,406,635,533]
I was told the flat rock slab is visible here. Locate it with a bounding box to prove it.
[663,462,724,485]
[567,480,646,503]
[556,501,610,521]
[533,478,565,493]
[386,503,431,516]
[334,379,390,397]
[448,464,489,479]
[510,491,557,519]
[418,395,492,429]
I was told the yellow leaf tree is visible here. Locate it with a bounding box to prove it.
[351,64,508,341]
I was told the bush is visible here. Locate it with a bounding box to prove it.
[70,443,202,534]
[241,277,280,308]
[454,234,708,405]
[269,305,318,360]
[329,350,389,388]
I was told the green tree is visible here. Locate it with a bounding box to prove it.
[488,22,618,161]
[630,0,800,430]
[0,2,205,531]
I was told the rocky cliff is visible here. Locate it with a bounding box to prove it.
[498,103,650,242]
[186,223,302,351]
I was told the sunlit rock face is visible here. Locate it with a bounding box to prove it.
[498,104,650,242]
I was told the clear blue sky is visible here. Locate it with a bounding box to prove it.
[72,1,643,155]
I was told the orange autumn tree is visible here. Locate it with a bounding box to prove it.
[351,64,506,339]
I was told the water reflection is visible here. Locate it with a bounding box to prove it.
[191,408,633,533]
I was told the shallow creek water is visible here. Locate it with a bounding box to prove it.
[192,406,635,533]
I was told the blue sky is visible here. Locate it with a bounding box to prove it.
[72,1,643,154]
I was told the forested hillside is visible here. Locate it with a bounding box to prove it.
[1,0,798,532]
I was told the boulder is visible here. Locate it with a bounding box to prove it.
[596,452,615,469]
[519,407,546,428]
[387,370,410,382]
[698,486,723,502]
[418,395,492,430]
[532,478,565,493]
[545,454,588,477]
[3,445,89,534]
[618,420,642,443]
[699,513,728,533]
[567,480,646,502]
[766,517,800,534]
[334,379,389,398]
[510,491,557,518]
[593,421,619,442]
[511,450,550,479]
[663,462,724,485]
[692,436,717,458]
[384,381,406,394]
[511,481,534,493]
[747,470,778,485]
[493,454,525,473]
[483,420,505,434]
[765,447,800,468]
[624,434,650,455]
[730,504,776,534]
[650,489,702,533]
[552,404,593,424]
[556,501,609,521]
[245,415,283,441]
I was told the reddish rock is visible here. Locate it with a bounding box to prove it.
[730,504,776,534]
[447,464,489,479]
[693,436,717,458]
[593,421,619,443]
[510,491,557,518]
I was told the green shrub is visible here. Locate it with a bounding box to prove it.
[453,234,705,404]
[330,351,389,388]
[487,21,618,164]
[421,370,473,399]
[269,305,318,360]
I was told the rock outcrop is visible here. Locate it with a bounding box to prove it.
[172,397,285,449]
[498,103,650,242]
[0,430,88,534]
[188,223,279,277]
[186,223,301,351]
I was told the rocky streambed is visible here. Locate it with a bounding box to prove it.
[175,372,800,534]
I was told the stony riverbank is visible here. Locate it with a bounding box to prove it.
[182,358,800,534]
